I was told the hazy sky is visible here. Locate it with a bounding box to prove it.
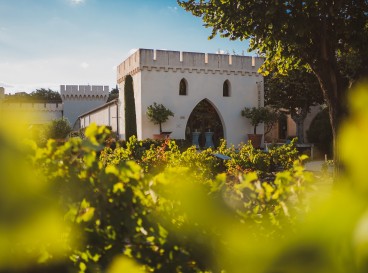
[0,0,250,94]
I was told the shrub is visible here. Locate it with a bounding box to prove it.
[3,84,368,273]
[46,117,72,140]
[307,108,333,157]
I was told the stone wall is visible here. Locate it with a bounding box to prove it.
[117,49,264,145]
[117,49,264,83]
[1,102,63,124]
[60,85,109,128]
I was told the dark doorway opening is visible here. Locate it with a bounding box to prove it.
[278,114,287,140]
[185,99,224,148]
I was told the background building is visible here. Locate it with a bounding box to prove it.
[0,85,109,128]
[79,99,119,133]
[60,85,109,129]
[1,49,267,147]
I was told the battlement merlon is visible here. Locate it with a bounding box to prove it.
[117,49,265,81]
[60,85,109,97]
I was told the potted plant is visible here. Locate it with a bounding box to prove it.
[146,102,174,139]
[241,106,277,148]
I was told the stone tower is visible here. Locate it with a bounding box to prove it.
[60,85,109,128]
[116,49,264,145]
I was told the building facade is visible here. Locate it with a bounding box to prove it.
[0,85,109,128]
[265,105,322,143]
[117,49,264,146]
[79,99,119,133]
[1,49,266,147]
[60,85,109,129]
[0,101,63,124]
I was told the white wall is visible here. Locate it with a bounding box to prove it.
[80,103,118,132]
[117,49,264,146]
[139,70,263,145]
[1,102,63,124]
[61,85,109,128]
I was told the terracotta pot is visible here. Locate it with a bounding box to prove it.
[153,134,165,140]
[153,131,172,140]
[247,134,263,148]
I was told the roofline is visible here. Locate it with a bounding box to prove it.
[78,98,118,118]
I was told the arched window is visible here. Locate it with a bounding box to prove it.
[223,80,230,97]
[179,78,187,96]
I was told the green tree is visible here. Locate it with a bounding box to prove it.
[46,118,72,139]
[107,86,119,103]
[265,69,325,143]
[146,102,174,133]
[307,108,333,157]
[178,0,368,169]
[30,88,62,102]
[124,75,137,140]
[4,92,31,102]
[4,88,62,103]
[241,106,277,135]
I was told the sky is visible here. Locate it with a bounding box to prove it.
[0,0,251,94]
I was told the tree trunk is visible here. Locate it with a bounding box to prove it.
[290,107,308,144]
[290,114,304,143]
[311,62,348,177]
[310,17,349,177]
[159,122,162,133]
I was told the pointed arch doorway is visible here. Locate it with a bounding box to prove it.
[185,99,224,148]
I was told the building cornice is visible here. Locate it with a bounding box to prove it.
[117,49,264,83]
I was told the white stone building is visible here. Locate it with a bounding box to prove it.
[116,49,264,146]
[60,85,109,129]
[0,85,109,128]
[1,49,266,147]
[79,99,119,133]
[0,101,63,124]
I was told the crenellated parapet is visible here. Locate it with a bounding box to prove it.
[117,49,264,83]
[1,102,63,112]
[60,85,109,101]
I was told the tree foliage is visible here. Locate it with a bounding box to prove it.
[30,88,62,102]
[107,87,119,103]
[146,102,174,133]
[265,68,325,142]
[4,88,62,103]
[307,108,333,157]
[178,0,368,169]
[24,124,303,273]
[241,107,278,135]
[124,75,137,140]
[45,118,72,140]
[3,85,368,273]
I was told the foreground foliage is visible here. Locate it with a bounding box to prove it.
[1,83,368,272]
